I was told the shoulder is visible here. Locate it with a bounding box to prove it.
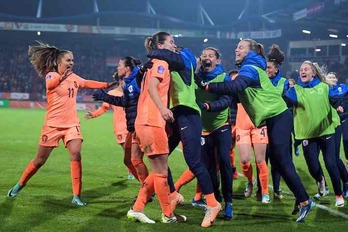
[45,72,59,80]
[152,59,169,68]
[239,65,258,80]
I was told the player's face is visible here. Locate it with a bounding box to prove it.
[266,61,278,78]
[326,73,338,86]
[58,52,74,72]
[117,60,128,78]
[299,63,315,83]
[235,40,250,64]
[158,35,176,52]
[200,49,220,72]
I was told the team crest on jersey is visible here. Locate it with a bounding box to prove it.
[128,85,133,93]
[236,135,240,142]
[157,65,165,74]
[200,137,205,146]
[42,135,48,143]
[117,134,123,141]
[338,87,342,93]
[46,74,52,79]
[74,81,78,88]
[302,140,308,146]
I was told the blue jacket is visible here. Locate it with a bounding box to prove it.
[100,67,141,132]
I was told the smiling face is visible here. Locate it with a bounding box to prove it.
[266,61,278,78]
[235,40,250,64]
[57,52,74,74]
[157,35,177,52]
[201,49,220,72]
[326,73,338,86]
[299,63,315,83]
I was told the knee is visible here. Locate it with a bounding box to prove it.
[34,159,46,168]
[70,151,81,161]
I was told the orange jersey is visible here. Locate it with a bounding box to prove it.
[135,59,170,128]
[45,72,108,128]
[91,88,128,136]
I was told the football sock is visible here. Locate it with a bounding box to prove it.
[257,161,269,195]
[19,160,39,185]
[71,161,82,196]
[241,161,253,183]
[133,174,155,211]
[131,158,149,184]
[154,173,172,217]
[174,169,195,192]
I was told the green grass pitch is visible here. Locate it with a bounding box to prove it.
[1,108,348,232]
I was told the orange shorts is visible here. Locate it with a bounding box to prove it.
[136,125,168,156]
[124,131,141,149]
[39,125,83,147]
[236,126,268,145]
[115,132,128,144]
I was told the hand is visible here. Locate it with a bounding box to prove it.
[197,102,208,111]
[288,78,296,87]
[194,73,208,90]
[84,111,93,119]
[107,80,119,88]
[93,89,108,101]
[160,108,174,123]
[337,106,344,113]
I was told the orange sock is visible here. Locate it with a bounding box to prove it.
[131,158,149,184]
[193,183,203,201]
[19,160,39,185]
[257,161,269,195]
[205,193,218,207]
[71,161,82,196]
[154,173,172,217]
[133,174,155,211]
[126,164,139,181]
[174,169,195,192]
[241,161,253,183]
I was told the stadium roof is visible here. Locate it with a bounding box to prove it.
[0,0,347,40]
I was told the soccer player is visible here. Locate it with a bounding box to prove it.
[7,41,116,206]
[284,61,345,207]
[126,31,186,224]
[85,74,136,180]
[198,39,314,222]
[195,47,233,218]
[235,100,270,203]
[147,45,222,227]
[92,56,150,185]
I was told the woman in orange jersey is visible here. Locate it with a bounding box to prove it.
[7,42,115,206]
[127,32,186,224]
[232,66,270,203]
[85,74,135,180]
[236,103,270,203]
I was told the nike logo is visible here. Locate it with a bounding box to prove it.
[181,126,188,130]
[221,129,228,133]
[326,136,332,140]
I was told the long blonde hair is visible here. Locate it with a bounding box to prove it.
[28,41,72,77]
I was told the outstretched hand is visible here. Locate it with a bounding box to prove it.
[84,111,93,119]
[93,89,108,101]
